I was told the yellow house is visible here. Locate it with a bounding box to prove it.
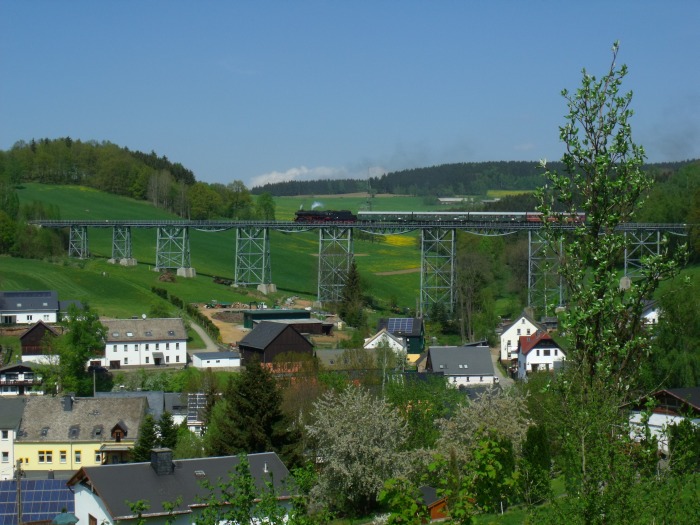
[14,395,147,473]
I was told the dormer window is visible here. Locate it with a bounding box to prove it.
[126,332,133,337]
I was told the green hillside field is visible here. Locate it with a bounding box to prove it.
[11,184,425,316]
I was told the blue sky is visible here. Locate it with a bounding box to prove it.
[1,2,699,188]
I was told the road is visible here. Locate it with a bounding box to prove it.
[189,322,219,353]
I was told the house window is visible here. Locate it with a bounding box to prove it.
[526,328,531,335]
[1,452,8,463]
[1,430,8,440]
[544,349,551,357]
[517,329,521,335]
[113,345,117,352]
[75,450,82,463]
[38,451,52,463]
[60,451,67,463]
[176,343,180,350]
[521,319,525,324]
[145,344,149,351]
[166,343,170,350]
[124,345,128,352]
[536,349,540,356]
[95,451,101,463]
[166,356,170,363]
[176,356,180,363]
[555,349,558,356]
[27,315,33,321]
[156,343,160,351]
[124,357,128,365]
[145,357,149,364]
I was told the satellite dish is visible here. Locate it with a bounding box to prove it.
[142,313,147,319]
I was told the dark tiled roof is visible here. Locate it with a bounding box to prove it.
[17,396,146,443]
[96,391,166,419]
[0,362,38,374]
[68,451,290,520]
[419,485,445,507]
[0,290,58,312]
[103,318,187,343]
[238,322,291,349]
[19,320,59,340]
[427,345,494,377]
[164,393,188,415]
[0,398,26,429]
[192,351,241,360]
[664,388,700,412]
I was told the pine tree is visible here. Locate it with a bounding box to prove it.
[339,258,364,328]
[204,363,301,466]
[157,411,178,450]
[132,414,158,462]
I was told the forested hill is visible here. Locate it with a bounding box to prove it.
[252,159,698,196]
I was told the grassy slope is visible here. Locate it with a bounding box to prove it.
[13,184,425,314]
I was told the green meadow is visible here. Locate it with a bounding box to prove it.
[11,184,424,314]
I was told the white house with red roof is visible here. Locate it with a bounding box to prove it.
[516,330,565,379]
[500,312,543,366]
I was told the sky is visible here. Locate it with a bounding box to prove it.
[1,2,699,189]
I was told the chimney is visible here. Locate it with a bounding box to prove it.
[150,448,174,475]
[62,394,75,411]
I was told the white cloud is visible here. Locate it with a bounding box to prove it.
[250,164,387,188]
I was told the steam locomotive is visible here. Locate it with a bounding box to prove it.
[294,210,358,222]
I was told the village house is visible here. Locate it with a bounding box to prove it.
[97,317,188,369]
[364,328,407,356]
[499,312,543,367]
[377,317,425,353]
[516,330,565,379]
[630,388,700,456]
[426,343,497,387]
[0,290,60,325]
[191,350,241,369]
[67,449,292,524]
[237,321,314,363]
[19,320,60,365]
[0,398,26,480]
[0,362,43,396]
[14,394,147,473]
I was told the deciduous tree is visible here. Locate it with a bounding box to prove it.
[535,43,686,524]
[306,386,407,516]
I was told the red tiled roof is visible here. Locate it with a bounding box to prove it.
[518,331,554,356]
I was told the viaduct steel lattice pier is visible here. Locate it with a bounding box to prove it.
[31,218,687,316]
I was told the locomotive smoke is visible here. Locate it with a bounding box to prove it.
[311,201,323,209]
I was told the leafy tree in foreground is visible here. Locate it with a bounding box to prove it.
[535,43,686,524]
[306,386,407,516]
[53,303,107,395]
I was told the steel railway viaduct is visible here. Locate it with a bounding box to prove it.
[31,218,687,315]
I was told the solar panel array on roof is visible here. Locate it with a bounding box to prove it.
[388,318,413,333]
[4,291,51,298]
[187,392,207,423]
[0,479,74,524]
